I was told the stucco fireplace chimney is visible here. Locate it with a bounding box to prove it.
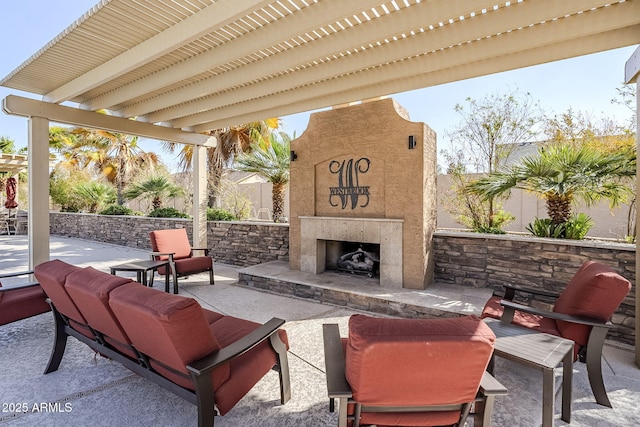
[289,98,437,290]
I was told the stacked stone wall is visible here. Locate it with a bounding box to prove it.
[48,213,635,344]
[50,212,288,267]
[434,230,636,345]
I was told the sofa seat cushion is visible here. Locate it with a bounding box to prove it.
[109,284,228,390]
[208,315,288,415]
[553,261,631,347]
[65,267,137,358]
[345,314,495,426]
[481,295,560,336]
[0,283,50,326]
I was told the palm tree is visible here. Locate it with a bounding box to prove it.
[467,143,635,225]
[162,119,279,207]
[124,174,184,211]
[234,131,291,222]
[73,181,116,213]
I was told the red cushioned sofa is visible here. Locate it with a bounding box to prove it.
[323,314,507,427]
[34,259,290,426]
[481,260,631,407]
[0,271,50,326]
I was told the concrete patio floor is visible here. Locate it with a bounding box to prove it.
[1,235,639,426]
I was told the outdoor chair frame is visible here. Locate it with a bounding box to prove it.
[494,283,617,407]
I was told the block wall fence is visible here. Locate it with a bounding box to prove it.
[50,213,635,345]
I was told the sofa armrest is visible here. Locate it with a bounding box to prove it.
[186,317,285,376]
[500,283,560,301]
[323,324,352,404]
[500,300,613,329]
[0,270,35,279]
[0,282,41,292]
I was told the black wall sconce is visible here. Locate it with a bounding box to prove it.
[408,135,416,149]
[290,150,298,161]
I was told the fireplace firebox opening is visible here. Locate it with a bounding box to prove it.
[326,241,380,278]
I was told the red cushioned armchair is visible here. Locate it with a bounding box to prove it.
[0,270,50,326]
[149,228,214,293]
[481,260,631,407]
[323,315,507,427]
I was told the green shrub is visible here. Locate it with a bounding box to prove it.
[526,213,594,240]
[148,207,189,218]
[206,207,237,221]
[99,204,133,216]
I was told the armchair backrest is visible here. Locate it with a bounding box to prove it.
[149,228,192,260]
[34,260,85,323]
[553,261,631,346]
[345,315,495,426]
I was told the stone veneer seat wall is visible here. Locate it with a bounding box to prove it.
[50,213,635,344]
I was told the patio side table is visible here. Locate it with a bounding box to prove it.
[483,317,574,427]
[110,259,171,293]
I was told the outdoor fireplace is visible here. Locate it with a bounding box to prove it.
[289,98,437,290]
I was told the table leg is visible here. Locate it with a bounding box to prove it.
[542,367,554,427]
[136,271,142,284]
[142,271,148,287]
[562,350,573,423]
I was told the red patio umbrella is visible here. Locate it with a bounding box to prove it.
[4,177,18,209]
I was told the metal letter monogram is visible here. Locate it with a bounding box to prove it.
[329,158,371,209]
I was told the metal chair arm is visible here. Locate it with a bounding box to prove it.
[186,317,285,375]
[500,300,613,329]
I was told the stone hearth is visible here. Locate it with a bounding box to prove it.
[289,98,437,290]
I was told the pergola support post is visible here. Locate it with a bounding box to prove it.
[624,46,639,368]
[28,116,51,269]
[192,145,208,249]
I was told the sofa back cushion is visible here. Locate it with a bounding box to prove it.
[65,267,135,350]
[149,229,192,260]
[345,315,495,409]
[109,284,228,390]
[34,259,85,324]
[554,261,631,346]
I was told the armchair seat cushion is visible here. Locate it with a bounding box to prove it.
[174,256,213,274]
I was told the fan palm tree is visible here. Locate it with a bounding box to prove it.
[124,174,184,211]
[73,181,116,213]
[234,131,291,222]
[162,119,279,207]
[467,143,635,224]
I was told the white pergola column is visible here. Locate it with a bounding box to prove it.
[192,145,208,249]
[625,46,639,368]
[28,116,50,269]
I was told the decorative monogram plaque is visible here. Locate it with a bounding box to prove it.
[328,158,370,209]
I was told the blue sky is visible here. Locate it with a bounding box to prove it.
[1,1,637,169]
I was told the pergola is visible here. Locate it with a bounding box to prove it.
[1,0,639,359]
